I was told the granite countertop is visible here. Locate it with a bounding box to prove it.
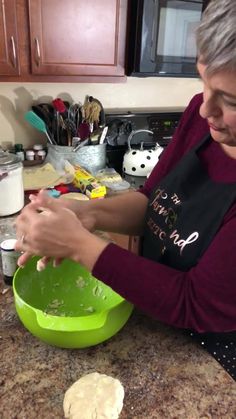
[0,218,236,419]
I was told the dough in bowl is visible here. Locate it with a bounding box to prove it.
[63,372,124,419]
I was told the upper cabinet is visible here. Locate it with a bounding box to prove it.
[28,0,127,77]
[0,0,20,76]
[0,0,128,82]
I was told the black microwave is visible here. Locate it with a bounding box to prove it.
[127,0,211,77]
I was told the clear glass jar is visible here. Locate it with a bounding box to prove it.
[0,149,24,216]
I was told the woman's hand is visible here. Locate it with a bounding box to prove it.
[30,190,96,231]
[15,190,108,269]
[15,189,96,268]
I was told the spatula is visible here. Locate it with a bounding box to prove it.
[24,111,56,145]
[52,98,71,145]
[52,98,67,115]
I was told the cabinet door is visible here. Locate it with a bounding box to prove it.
[28,0,127,77]
[0,0,20,75]
[108,232,140,255]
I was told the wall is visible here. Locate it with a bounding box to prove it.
[0,77,203,149]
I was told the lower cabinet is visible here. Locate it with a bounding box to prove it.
[109,232,140,255]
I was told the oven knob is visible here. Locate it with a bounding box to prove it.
[124,121,135,134]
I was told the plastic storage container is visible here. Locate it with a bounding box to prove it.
[0,149,24,216]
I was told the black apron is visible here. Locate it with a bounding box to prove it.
[142,135,236,380]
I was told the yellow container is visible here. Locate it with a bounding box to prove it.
[73,165,106,199]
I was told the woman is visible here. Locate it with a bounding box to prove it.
[16,0,236,380]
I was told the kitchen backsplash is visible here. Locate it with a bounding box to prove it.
[0,77,202,149]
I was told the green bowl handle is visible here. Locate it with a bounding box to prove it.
[35,309,108,332]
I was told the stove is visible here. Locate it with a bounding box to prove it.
[105,111,183,175]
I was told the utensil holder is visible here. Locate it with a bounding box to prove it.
[46,143,106,174]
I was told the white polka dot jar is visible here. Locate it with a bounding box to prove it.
[122,129,163,188]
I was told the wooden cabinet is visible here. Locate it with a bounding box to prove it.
[0,0,20,76]
[0,0,128,82]
[109,232,140,255]
[28,0,127,77]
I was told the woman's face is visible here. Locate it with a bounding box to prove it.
[198,62,236,152]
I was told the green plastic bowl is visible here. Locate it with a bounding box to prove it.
[13,257,133,348]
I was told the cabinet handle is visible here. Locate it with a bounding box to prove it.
[150,0,159,63]
[34,38,41,66]
[10,36,17,68]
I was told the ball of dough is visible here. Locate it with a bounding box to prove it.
[36,258,47,272]
[63,372,124,419]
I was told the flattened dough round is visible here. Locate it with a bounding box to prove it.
[61,192,89,201]
[63,372,124,419]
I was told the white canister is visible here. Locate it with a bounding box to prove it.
[0,150,24,216]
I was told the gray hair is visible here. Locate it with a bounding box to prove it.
[196,0,236,74]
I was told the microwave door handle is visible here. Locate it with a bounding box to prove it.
[150,0,159,62]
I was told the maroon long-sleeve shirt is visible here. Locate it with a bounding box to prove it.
[93,93,236,333]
